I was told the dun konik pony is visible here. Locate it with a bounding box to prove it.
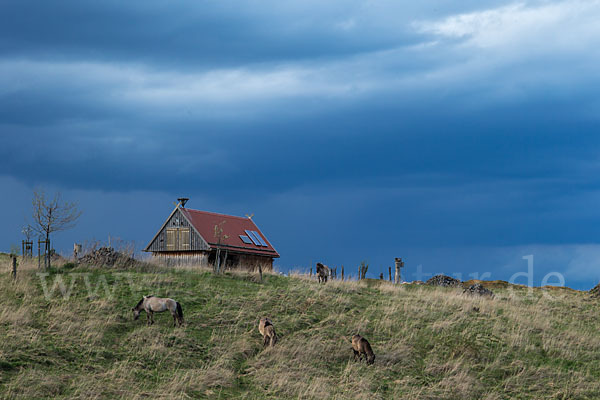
[352,334,375,365]
[258,317,278,347]
[132,295,184,327]
[316,262,330,284]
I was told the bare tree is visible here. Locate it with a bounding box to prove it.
[22,225,33,241]
[213,221,229,274]
[30,189,82,269]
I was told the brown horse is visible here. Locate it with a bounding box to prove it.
[132,295,184,327]
[316,262,330,283]
[352,334,375,365]
[258,317,278,347]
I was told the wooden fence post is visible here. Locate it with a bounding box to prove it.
[394,258,404,284]
[341,265,344,281]
[389,266,392,281]
[379,273,383,280]
[259,264,263,283]
[11,256,17,280]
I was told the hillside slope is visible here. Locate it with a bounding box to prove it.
[0,265,599,399]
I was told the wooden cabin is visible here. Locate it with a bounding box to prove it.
[144,200,279,270]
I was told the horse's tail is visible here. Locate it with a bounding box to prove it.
[176,302,184,323]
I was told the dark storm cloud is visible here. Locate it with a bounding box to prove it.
[0,0,425,67]
[3,94,600,250]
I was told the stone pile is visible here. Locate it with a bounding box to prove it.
[426,274,461,287]
[463,283,494,298]
[78,247,135,268]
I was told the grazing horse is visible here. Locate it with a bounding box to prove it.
[258,317,278,347]
[352,334,375,365]
[132,295,184,327]
[316,262,330,284]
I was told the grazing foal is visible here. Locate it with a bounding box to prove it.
[352,334,375,365]
[132,295,184,327]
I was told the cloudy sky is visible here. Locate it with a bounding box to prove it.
[2,0,600,289]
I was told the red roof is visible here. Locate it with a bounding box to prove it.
[180,208,280,258]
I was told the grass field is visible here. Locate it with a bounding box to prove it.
[0,259,599,399]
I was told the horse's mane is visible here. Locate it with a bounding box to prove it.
[316,263,328,273]
[134,295,156,309]
[134,298,145,309]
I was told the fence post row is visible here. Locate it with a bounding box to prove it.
[36,239,50,270]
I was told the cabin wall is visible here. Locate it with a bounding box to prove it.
[151,249,273,271]
[147,208,209,252]
[151,251,210,267]
[236,254,274,272]
[207,251,272,272]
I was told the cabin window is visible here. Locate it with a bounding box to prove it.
[166,227,190,251]
[180,227,190,250]
[166,228,177,250]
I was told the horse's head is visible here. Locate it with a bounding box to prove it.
[132,297,145,320]
[132,307,141,320]
[367,353,375,365]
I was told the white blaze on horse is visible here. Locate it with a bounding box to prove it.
[131,295,184,327]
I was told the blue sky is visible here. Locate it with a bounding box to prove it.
[1,0,600,289]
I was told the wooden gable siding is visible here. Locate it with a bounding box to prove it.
[147,208,210,252]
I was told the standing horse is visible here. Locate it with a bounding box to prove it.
[316,262,330,284]
[132,295,184,327]
[258,317,278,347]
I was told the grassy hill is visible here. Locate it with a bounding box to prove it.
[0,263,599,399]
